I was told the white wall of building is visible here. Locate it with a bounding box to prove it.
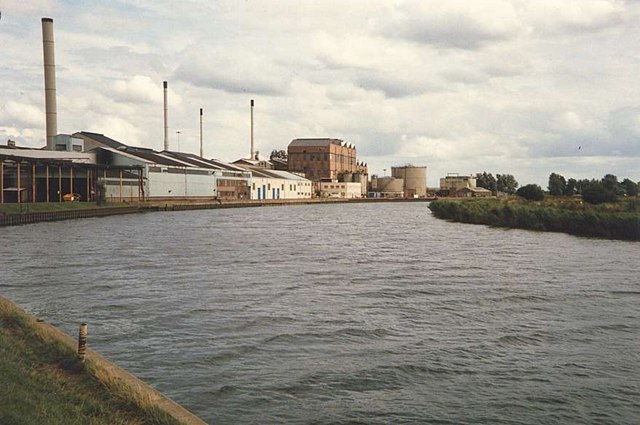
[148,169,217,198]
[319,181,362,198]
[250,176,313,199]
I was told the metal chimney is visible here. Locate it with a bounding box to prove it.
[41,18,57,150]
[199,108,203,157]
[163,81,168,151]
[250,99,254,160]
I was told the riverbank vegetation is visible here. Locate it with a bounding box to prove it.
[429,197,640,240]
[0,298,181,425]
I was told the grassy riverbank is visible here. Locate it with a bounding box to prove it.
[429,198,640,240]
[0,298,184,425]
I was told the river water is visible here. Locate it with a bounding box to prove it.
[1,203,639,424]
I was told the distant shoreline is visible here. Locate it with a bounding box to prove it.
[429,198,640,241]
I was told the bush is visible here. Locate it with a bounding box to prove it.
[582,184,618,205]
[516,184,544,201]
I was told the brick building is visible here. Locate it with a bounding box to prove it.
[287,138,367,181]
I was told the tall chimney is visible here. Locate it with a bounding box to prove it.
[199,108,203,158]
[42,18,57,150]
[250,99,254,160]
[163,81,168,151]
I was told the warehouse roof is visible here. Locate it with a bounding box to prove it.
[75,131,126,150]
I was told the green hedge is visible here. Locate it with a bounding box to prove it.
[429,199,640,240]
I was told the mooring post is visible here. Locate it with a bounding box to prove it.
[78,323,88,361]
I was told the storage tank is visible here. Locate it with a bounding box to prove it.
[378,177,404,193]
[370,175,378,191]
[391,165,427,197]
[341,172,353,183]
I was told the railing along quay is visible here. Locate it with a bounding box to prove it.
[0,206,141,227]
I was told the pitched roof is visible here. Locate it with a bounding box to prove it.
[75,131,127,149]
[288,138,345,148]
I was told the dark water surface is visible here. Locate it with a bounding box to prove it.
[1,203,639,424]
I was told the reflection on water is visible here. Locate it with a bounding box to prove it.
[1,203,639,424]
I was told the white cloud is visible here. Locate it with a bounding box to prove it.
[524,0,626,34]
[3,101,44,128]
[113,75,181,105]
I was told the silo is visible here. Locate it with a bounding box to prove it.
[341,172,353,183]
[370,175,378,191]
[378,177,404,194]
[392,165,427,197]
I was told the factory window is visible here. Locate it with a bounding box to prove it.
[282,184,285,190]
[252,183,255,190]
[268,183,271,190]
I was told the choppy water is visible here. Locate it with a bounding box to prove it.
[1,203,639,424]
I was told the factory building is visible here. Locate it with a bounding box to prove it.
[318,181,363,198]
[238,166,313,200]
[440,174,477,192]
[1,140,142,204]
[287,138,368,182]
[75,131,250,201]
[439,173,491,197]
[391,165,427,198]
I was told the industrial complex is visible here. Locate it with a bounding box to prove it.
[0,17,489,207]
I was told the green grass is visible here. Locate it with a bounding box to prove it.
[0,306,181,425]
[429,197,640,240]
[0,202,130,215]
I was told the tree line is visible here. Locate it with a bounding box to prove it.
[474,171,639,204]
[515,173,639,204]
[475,172,519,194]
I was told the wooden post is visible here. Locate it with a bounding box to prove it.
[70,167,74,196]
[86,169,89,202]
[46,164,50,203]
[58,165,62,202]
[77,323,88,361]
[119,169,123,202]
[138,169,142,201]
[17,162,21,204]
[0,161,3,204]
[32,163,36,203]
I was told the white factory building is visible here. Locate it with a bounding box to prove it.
[75,132,251,201]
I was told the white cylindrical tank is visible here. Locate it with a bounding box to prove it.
[392,166,427,197]
[378,177,404,193]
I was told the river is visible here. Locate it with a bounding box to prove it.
[1,202,639,424]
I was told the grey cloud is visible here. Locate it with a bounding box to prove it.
[175,67,289,96]
[354,71,439,98]
[379,3,520,50]
[173,51,293,96]
[394,23,514,50]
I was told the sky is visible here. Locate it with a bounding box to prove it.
[1,0,640,187]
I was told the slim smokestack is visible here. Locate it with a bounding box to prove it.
[163,81,168,151]
[250,99,254,160]
[199,108,203,158]
[42,18,57,150]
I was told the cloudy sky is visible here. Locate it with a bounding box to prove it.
[1,0,640,187]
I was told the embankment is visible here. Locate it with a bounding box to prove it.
[0,295,207,425]
[0,206,140,226]
[1,197,430,226]
[429,198,640,241]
